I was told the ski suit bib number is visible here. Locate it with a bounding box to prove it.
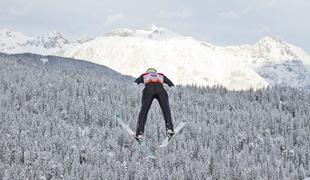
[143,72,164,84]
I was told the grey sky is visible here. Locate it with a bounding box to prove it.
[0,0,309,52]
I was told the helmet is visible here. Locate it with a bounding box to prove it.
[146,68,157,73]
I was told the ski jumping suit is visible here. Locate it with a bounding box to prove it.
[135,72,175,136]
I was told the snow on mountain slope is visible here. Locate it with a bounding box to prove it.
[1,25,310,90]
[54,25,310,90]
[224,36,310,66]
[0,29,32,51]
[0,29,81,55]
[222,36,310,88]
[54,26,268,90]
[257,59,310,88]
[105,24,181,40]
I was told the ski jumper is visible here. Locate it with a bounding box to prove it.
[135,72,175,136]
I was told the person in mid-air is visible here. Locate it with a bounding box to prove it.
[134,68,175,141]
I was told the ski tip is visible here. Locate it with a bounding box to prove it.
[159,141,168,148]
[115,113,121,118]
[148,155,156,159]
[181,121,186,125]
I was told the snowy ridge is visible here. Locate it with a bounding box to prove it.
[26,31,70,48]
[0,29,32,52]
[54,31,269,90]
[0,29,82,55]
[1,25,310,90]
[106,24,180,40]
[54,25,310,90]
[224,36,310,66]
[257,60,310,88]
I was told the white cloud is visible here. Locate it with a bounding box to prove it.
[159,8,192,19]
[105,13,125,24]
[219,11,240,19]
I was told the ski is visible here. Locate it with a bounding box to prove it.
[159,122,186,148]
[115,113,155,159]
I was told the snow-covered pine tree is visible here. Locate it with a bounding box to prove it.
[0,53,309,179]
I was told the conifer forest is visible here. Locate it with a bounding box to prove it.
[0,53,309,179]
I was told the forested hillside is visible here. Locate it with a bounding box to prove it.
[0,53,309,179]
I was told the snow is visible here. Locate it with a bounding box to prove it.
[1,26,310,90]
[257,59,310,88]
[51,25,270,90]
[54,26,310,90]
[0,29,32,52]
[40,58,49,64]
[1,53,310,179]
[0,29,78,55]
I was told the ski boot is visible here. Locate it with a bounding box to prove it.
[134,134,144,143]
[166,129,175,140]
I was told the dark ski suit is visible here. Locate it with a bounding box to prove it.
[135,72,175,136]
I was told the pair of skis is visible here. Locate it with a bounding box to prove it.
[115,114,186,159]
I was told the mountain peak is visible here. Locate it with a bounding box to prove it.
[0,29,28,39]
[106,25,180,39]
[75,34,93,43]
[256,36,285,46]
[0,29,13,35]
[143,24,180,39]
[26,31,70,48]
[46,31,65,39]
[1,27,310,90]
[251,36,300,62]
[107,28,134,37]
[144,24,160,31]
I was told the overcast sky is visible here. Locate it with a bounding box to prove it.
[0,0,309,52]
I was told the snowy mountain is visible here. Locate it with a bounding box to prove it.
[0,29,82,55]
[53,25,269,90]
[225,36,310,66]
[54,25,310,90]
[223,36,310,89]
[1,26,310,90]
[257,60,310,89]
